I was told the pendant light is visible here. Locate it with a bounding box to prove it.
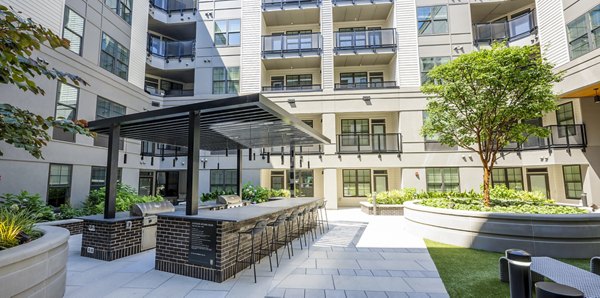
[594,88,600,104]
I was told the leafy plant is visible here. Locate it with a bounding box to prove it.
[0,190,55,221]
[242,182,270,203]
[367,188,418,205]
[421,43,562,206]
[0,5,92,158]
[56,203,84,220]
[0,207,37,250]
[200,189,235,202]
[83,184,163,215]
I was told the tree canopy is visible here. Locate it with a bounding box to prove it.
[421,43,562,206]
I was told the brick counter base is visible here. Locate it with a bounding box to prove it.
[80,218,143,261]
[37,218,83,235]
[360,202,404,216]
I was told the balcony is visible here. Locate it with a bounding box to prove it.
[473,10,537,46]
[334,29,396,55]
[262,33,322,59]
[335,81,397,90]
[337,133,402,154]
[270,144,324,155]
[501,125,587,152]
[262,84,322,92]
[150,0,196,15]
[333,0,392,6]
[262,0,321,11]
[141,141,188,157]
[148,36,195,61]
[145,87,194,97]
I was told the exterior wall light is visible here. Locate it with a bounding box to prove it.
[595,88,600,103]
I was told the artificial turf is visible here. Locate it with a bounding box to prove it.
[424,239,590,298]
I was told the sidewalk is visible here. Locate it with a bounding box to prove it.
[65,208,448,298]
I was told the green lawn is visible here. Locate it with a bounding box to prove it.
[424,239,589,298]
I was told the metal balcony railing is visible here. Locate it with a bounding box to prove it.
[148,36,195,60]
[150,0,196,14]
[262,33,322,56]
[335,81,397,90]
[262,84,322,92]
[270,144,324,155]
[473,10,537,45]
[501,124,587,152]
[262,0,321,10]
[141,141,188,157]
[333,0,393,5]
[334,28,396,51]
[337,133,402,154]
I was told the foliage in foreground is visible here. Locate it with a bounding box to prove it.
[84,184,163,215]
[0,191,55,221]
[242,183,291,203]
[0,207,37,250]
[366,188,418,205]
[421,43,562,206]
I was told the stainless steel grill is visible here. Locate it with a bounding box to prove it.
[217,195,245,209]
[131,201,175,251]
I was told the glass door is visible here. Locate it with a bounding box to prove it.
[372,120,386,152]
[138,171,154,196]
[373,170,388,193]
[292,170,314,197]
[527,170,550,198]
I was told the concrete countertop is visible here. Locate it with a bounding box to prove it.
[78,211,143,223]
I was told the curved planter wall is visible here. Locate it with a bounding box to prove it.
[404,201,600,258]
[0,226,70,297]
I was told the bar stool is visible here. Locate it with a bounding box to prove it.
[318,200,329,231]
[296,207,309,247]
[267,213,291,267]
[286,208,307,253]
[234,220,272,283]
[306,205,319,241]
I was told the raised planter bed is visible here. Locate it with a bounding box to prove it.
[0,226,70,297]
[37,218,83,235]
[360,201,404,216]
[404,201,600,258]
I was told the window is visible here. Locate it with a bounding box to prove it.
[341,119,369,146]
[210,169,238,193]
[373,170,389,193]
[340,72,367,87]
[556,102,575,138]
[370,72,384,87]
[566,5,600,60]
[420,57,450,84]
[104,0,132,24]
[48,164,72,207]
[100,33,129,80]
[286,74,312,88]
[426,168,460,192]
[94,97,126,147]
[271,171,286,190]
[417,6,448,35]
[212,67,239,94]
[90,166,122,191]
[422,111,457,151]
[343,169,371,197]
[285,30,313,50]
[271,76,284,90]
[63,7,84,55]
[214,19,240,46]
[302,120,314,128]
[53,83,79,142]
[563,165,583,199]
[492,168,524,190]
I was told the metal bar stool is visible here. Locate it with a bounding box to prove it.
[306,205,319,241]
[267,213,291,267]
[296,207,309,247]
[318,199,329,231]
[234,220,272,283]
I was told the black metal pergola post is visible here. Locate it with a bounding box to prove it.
[236,148,243,197]
[104,124,120,219]
[186,111,200,215]
[289,146,295,198]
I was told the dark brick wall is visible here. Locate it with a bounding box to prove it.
[361,204,404,216]
[38,219,83,235]
[80,219,143,261]
[156,202,321,282]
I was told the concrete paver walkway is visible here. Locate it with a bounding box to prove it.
[64,208,448,298]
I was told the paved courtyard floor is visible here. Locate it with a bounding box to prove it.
[65,208,448,298]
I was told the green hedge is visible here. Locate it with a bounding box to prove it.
[83,184,163,215]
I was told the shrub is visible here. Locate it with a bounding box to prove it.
[83,184,163,215]
[242,182,270,203]
[200,189,235,202]
[0,191,55,221]
[367,188,417,205]
[0,207,37,250]
[56,204,84,220]
[418,196,586,214]
[270,188,291,198]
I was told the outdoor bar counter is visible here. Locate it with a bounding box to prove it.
[154,197,323,282]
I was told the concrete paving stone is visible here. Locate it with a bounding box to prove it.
[184,290,228,298]
[357,260,425,271]
[65,272,142,298]
[144,274,201,298]
[344,247,359,252]
[299,258,317,268]
[278,274,335,289]
[404,278,446,293]
[371,270,390,277]
[422,271,440,278]
[416,260,438,271]
[354,269,374,276]
[317,259,361,269]
[339,269,357,276]
[284,288,305,298]
[321,269,340,275]
[326,251,385,260]
[66,257,105,272]
[123,269,174,289]
[404,271,426,277]
[63,286,80,297]
[104,287,153,298]
[406,248,428,253]
[385,292,409,298]
[365,291,389,298]
[407,293,429,298]
[331,247,348,252]
[194,279,236,291]
[305,289,326,298]
[427,293,450,298]
[265,288,286,298]
[115,259,154,273]
[387,270,408,277]
[325,289,348,298]
[346,290,368,298]
[380,253,432,261]
[381,248,409,253]
[221,275,273,298]
[310,251,329,258]
[307,268,324,275]
[356,248,372,252]
[292,268,307,274]
[369,248,384,252]
[333,276,413,292]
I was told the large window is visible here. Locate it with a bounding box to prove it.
[214,19,240,46]
[566,5,600,59]
[94,97,126,147]
[563,165,583,199]
[104,0,132,24]
[212,67,240,94]
[556,102,575,137]
[90,166,122,191]
[271,171,286,190]
[62,7,84,55]
[286,74,312,88]
[492,168,524,190]
[426,168,460,192]
[340,72,367,87]
[343,169,371,197]
[420,57,450,84]
[422,112,457,151]
[53,83,79,142]
[341,119,369,146]
[48,164,72,207]
[100,33,129,80]
[210,169,238,193]
[417,6,448,35]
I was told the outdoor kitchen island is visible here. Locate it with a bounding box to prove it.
[154,197,323,282]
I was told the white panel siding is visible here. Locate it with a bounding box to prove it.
[535,0,570,67]
[128,0,149,89]
[3,0,66,34]
[240,0,262,94]
[321,1,334,91]
[395,0,421,87]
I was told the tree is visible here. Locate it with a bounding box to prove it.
[421,44,562,206]
[0,5,92,159]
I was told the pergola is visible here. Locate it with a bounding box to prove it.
[87,94,330,218]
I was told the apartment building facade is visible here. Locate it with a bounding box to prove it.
[0,0,598,209]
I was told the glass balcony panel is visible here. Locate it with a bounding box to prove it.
[334,29,396,50]
[262,0,320,10]
[509,13,532,38]
[151,0,195,12]
[337,133,402,154]
[148,37,195,58]
[262,33,322,54]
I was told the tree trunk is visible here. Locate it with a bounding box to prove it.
[482,165,491,207]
